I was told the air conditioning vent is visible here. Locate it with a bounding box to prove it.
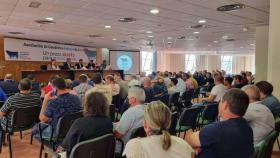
[217,4,245,12]
[35,20,55,24]
[8,32,25,35]
[118,17,136,23]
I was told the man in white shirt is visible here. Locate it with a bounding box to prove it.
[201,75,226,102]
[114,87,146,151]
[242,85,275,145]
[175,75,186,96]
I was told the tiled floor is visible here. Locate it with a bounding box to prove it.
[0,130,280,158]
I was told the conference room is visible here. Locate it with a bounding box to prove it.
[0,0,280,158]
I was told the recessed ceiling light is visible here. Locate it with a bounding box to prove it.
[105,25,111,29]
[213,40,219,43]
[148,35,153,38]
[150,9,159,14]
[208,44,211,47]
[193,32,200,34]
[243,27,248,32]
[222,35,229,39]
[250,44,255,46]
[167,41,172,44]
[240,46,244,48]
[198,19,207,24]
[45,17,54,21]
[167,37,173,40]
[112,38,117,41]
[146,31,153,34]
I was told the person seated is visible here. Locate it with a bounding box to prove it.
[186,89,254,158]
[73,74,93,105]
[0,74,19,95]
[32,77,81,139]
[232,75,244,88]
[242,85,275,145]
[0,87,7,102]
[168,78,179,95]
[87,73,112,104]
[183,73,195,91]
[142,77,155,103]
[0,78,41,131]
[47,58,60,70]
[41,75,59,98]
[75,59,86,70]
[27,74,40,93]
[64,79,78,96]
[152,76,167,99]
[241,72,248,85]
[123,101,194,158]
[246,71,254,84]
[114,87,146,152]
[86,60,96,70]
[255,81,280,117]
[175,74,186,96]
[224,76,233,90]
[105,75,120,96]
[57,92,113,156]
[163,72,171,87]
[200,75,226,103]
[205,72,214,85]
[63,58,74,70]
[128,74,141,88]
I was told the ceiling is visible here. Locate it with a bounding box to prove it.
[0,0,269,54]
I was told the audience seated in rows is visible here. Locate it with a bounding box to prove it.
[0,78,41,131]
[123,101,194,158]
[87,73,112,104]
[57,92,113,156]
[186,89,254,158]
[256,81,280,117]
[73,74,93,105]
[32,77,81,139]
[114,86,146,153]
[242,85,275,145]
[0,74,19,95]
[105,75,120,96]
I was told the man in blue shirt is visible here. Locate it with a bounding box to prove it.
[256,81,280,117]
[0,74,19,95]
[33,77,81,138]
[186,89,254,158]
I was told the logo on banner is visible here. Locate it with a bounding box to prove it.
[117,55,133,71]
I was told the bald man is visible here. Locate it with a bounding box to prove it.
[0,74,19,95]
[242,85,275,145]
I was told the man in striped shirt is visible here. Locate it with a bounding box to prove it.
[0,78,41,131]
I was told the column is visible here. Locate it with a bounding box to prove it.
[255,26,269,82]
[267,0,280,98]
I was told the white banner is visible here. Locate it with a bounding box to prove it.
[4,38,96,62]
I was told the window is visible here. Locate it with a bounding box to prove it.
[141,51,154,75]
[221,56,233,74]
[185,55,196,73]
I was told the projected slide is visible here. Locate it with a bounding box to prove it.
[110,50,140,74]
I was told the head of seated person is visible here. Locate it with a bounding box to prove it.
[92,73,103,85]
[4,74,14,82]
[128,86,146,107]
[123,101,194,158]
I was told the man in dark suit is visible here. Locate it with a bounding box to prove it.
[75,59,84,69]
[86,60,96,70]
[63,58,73,70]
